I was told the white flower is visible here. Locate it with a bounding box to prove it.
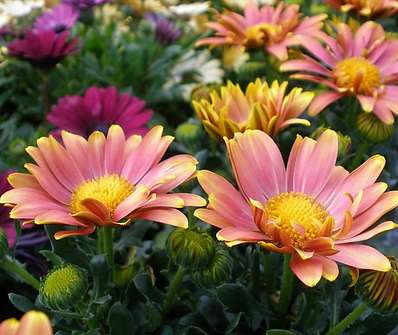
[222,0,275,10]
[165,50,224,100]
[169,2,210,16]
[0,0,44,18]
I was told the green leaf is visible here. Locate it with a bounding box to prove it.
[39,250,64,267]
[8,293,35,312]
[90,255,110,299]
[107,303,137,335]
[266,330,296,335]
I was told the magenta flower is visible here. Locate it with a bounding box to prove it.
[7,29,78,68]
[34,4,79,33]
[62,0,109,9]
[47,86,153,137]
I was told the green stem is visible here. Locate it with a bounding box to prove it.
[42,72,51,114]
[0,256,40,290]
[276,254,294,316]
[97,227,114,276]
[162,266,185,316]
[348,141,369,170]
[326,302,368,335]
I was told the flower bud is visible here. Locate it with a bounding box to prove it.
[167,228,216,270]
[312,127,351,157]
[0,228,9,259]
[193,247,233,288]
[175,122,203,152]
[191,84,220,102]
[356,256,398,312]
[356,112,394,143]
[40,264,88,310]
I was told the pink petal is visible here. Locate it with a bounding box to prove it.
[308,91,342,116]
[290,254,323,287]
[336,221,398,244]
[133,208,188,228]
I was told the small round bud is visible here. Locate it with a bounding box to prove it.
[40,264,88,310]
[0,228,9,259]
[356,256,398,312]
[312,127,351,157]
[167,228,216,270]
[356,112,394,143]
[175,122,203,152]
[191,84,220,102]
[193,247,233,288]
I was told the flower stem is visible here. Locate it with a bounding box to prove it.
[0,256,40,290]
[162,266,185,316]
[97,227,114,277]
[42,72,51,114]
[326,302,368,335]
[276,254,294,316]
[348,141,369,170]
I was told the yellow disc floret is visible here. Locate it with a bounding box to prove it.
[264,192,329,247]
[70,174,134,215]
[334,57,381,94]
[244,23,282,48]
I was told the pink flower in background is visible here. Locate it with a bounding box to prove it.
[0,171,16,247]
[196,1,326,61]
[195,129,398,287]
[47,86,153,137]
[1,125,205,239]
[281,22,398,124]
[7,29,78,68]
[326,0,398,18]
[34,4,79,33]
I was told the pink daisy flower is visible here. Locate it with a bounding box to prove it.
[326,0,398,18]
[34,4,79,33]
[47,86,153,138]
[196,1,326,61]
[0,125,205,239]
[195,129,398,287]
[281,21,398,124]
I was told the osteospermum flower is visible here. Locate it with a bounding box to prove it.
[145,13,181,44]
[195,129,398,286]
[62,0,109,9]
[0,311,53,335]
[196,2,326,61]
[281,22,398,125]
[0,125,205,239]
[47,86,153,137]
[7,29,78,68]
[193,79,312,140]
[34,4,79,33]
[326,0,398,18]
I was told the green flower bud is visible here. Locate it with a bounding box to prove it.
[193,247,232,288]
[40,264,88,310]
[175,122,203,152]
[191,84,220,102]
[312,127,351,158]
[167,228,216,270]
[356,257,398,312]
[237,61,267,80]
[356,112,394,143]
[0,228,9,259]
[9,139,27,155]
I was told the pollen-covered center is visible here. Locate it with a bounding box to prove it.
[70,174,134,215]
[357,0,380,10]
[334,57,381,95]
[244,23,282,48]
[265,192,329,247]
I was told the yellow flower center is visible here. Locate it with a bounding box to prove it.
[356,0,380,9]
[334,57,381,95]
[244,23,281,48]
[265,192,329,247]
[70,174,134,216]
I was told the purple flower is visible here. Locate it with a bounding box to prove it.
[34,4,79,33]
[47,86,153,137]
[146,13,181,44]
[62,0,110,9]
[7,29,79,68]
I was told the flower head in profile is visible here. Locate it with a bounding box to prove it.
[34,4,79,33]
[145,13,181,44]
[281,22,398,125]
[0,126,205,239]
[0,310,53,335]
[326,0,398,18]
[62,0,109,9]
[193,79,312,140]
[47,86,153,138]
[7,29,78,68]
[195,129,398,287]
[196,2,326,61]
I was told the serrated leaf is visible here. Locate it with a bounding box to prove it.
[8,293,35,312]
[39,250,64,266]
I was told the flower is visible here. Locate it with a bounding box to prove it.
[7,29,78,68]
[326,0,398,18]
[165,50,224,101]
[281,22,398,125]
[145,13,181,44]
[47,86,153,138]
[195,129,398,287]
[196,2,326,61]
[0,0,44,18]
[0,125,205,239]
[355,256,398,312]
[62,0,109,9]
[34,4,79,33]
[0,311,53,335]
[356,112,394,143]
[192,79,312,140]
[169,2,210,16]
[0,171,15,247]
